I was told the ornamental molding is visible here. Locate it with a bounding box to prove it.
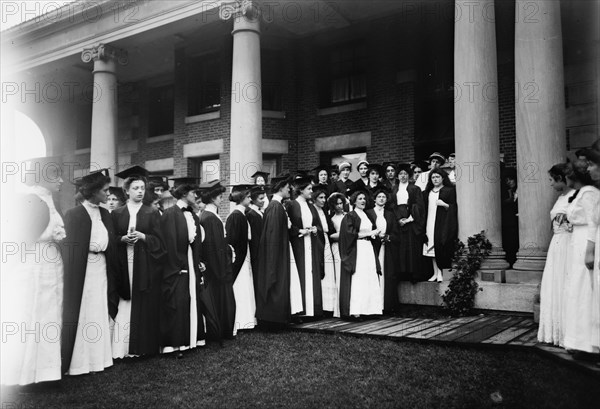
[81,43,128,65]
[220,0,270,22]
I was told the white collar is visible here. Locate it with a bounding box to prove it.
[205,203,219,215]
[83,200,99,209]
[272,194,283,203]
[234,204,246,213]
[176,199,189,209]
[249,204,262,213]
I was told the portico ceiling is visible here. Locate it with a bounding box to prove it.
[2,0,597,85]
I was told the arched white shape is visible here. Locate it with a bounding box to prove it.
[13,111,47,161]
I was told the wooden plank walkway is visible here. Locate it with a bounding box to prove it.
[292,314,600,377]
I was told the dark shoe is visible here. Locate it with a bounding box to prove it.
[176,352,184,359]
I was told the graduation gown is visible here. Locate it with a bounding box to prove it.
[61,204,117,374]
[334,178,354,196]
[287,199,324,317]
[366,207,400,313]
[111,204,165,355]
[391,183,426,281]
[246,207,263,291]
[422,186,458,269]
[338,211,379,317]
[255,198,291,324]
[200,209,236,339]
[225,210,248,281]
[160,206,206,347]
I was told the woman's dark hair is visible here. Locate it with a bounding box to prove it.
[143,190,159,206]
[294,179,313,195]
[565,159,593,185]
[311,187,328,203]
[229,190,251,204]
[123,175,147,192]
[586,148,600,166]
[372,187,389,202]
[79,175,111,200]
[172,184,196,200]
[548,163,569,183]
[424,169,452,193]
[327,192,345,211]
[251,189,266,202]
[349,190,367,206]
[158,196,176,212]
[201,187,225,204]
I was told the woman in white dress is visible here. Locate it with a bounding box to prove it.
[62,169,115,376]
[563,160,600,356]
[339,190,383,319]
[312,186,337,316]
[1,161,65,386]
[585,149,600,354]
[225,185,257,335]
[537,164,573,346]
[328,193,346,317]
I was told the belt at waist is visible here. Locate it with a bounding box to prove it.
[89,250,105,255]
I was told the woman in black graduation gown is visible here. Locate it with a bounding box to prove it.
[287,177,325,318]
[246,185,265,292]
[338,189,383,319]
[364,164,386,209]
[255,175,293,325]
[366,187,401,314]
[160,182,206,353]
[422,169,458,282]
[111,174,165,358]
[61,169,116,376]
[226,185,256,334]
[199,181,236,339]
[392,164,425,282]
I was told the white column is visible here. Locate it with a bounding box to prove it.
[513,0,567,271]
[454,0,508,270]
[82,44,128,171]
[221,1,263,185]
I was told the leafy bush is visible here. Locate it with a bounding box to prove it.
[442,231,492,316]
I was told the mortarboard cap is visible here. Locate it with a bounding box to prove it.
[396,163,413,175]
[197,179,225,193]
[230,184,254,194]
[115,165,149,180]
[148,175,169,189]
[107,186,125,200]
[251,171,270,180]
[75,168,110,186]
[330,164,340,174]
[169,176,201,189]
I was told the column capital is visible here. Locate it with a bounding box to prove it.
[219,0,267,22]
[82,44,128,66]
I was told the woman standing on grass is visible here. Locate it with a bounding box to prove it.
[226,184,257,335]
[537,164,573,347]
[111,173,165,358]
[200,181,236,339]
[339,189,382,320]
[562,160,600,357]
[1,160,65,386]
[61,169,116,376]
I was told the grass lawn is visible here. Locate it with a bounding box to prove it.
[2,330,599,408]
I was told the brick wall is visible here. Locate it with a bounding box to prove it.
[498,62,517,168]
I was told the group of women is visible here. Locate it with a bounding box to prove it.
[537,145,600,363]
[2,155,459,387]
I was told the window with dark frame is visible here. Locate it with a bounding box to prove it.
[148,84,174,137]
[261,49,283,111]
[320,42,367,107]
[188,54,221,116]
